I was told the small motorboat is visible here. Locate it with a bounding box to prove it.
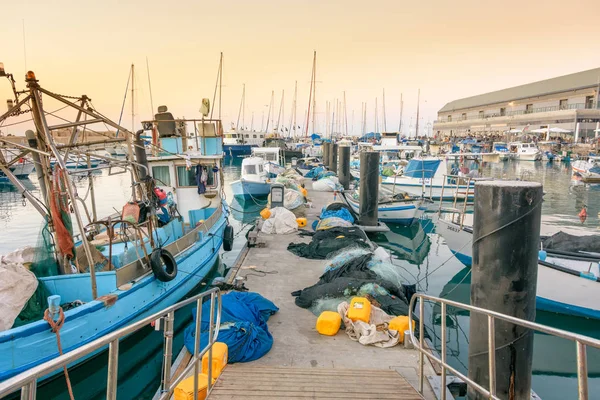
[230,156,272,200]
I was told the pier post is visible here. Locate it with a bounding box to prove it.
[338,145,351,190]
[322,142,330,166]
[329,143,338,173]
[468,180,542,400]
[359,151,379,226]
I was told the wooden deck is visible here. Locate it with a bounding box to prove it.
[208,365,425,399]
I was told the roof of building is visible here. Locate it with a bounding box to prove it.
[439,67,600,113]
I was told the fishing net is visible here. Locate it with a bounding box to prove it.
[31,221,60,277]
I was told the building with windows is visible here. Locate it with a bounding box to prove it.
[433,67,600,140]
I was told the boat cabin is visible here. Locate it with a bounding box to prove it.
[252,147,282,164]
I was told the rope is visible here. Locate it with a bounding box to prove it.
[43,308,75,400]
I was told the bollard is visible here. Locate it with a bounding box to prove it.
[329,143,338,173]
[322,142,330,166]
[468,180,542,400]
[338,145,351,190]
[358,151,379,226]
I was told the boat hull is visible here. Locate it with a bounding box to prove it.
[436,217,600,320]
[346,196,424,226]
[0,162,35,181]
[0,211,227,382]
[230,179,271,200]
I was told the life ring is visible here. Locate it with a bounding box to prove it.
[150,248,178,282]
[223,225,234,251]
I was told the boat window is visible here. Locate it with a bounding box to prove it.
[245,134,250,138]
[176,166,214,187]
[258,164,264,173]
[244,164,257,175]
[253,134,257,138]
[152,166,171,186]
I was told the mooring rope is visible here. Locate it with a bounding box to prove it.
[43,307,75,400]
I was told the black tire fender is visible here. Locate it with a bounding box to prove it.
[150,248,178,282]
[223,225,234,251]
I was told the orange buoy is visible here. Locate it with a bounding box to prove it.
[579,205,587,223]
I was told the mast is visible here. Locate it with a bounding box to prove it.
[325,101,330,138]
[415,89,421,138]
[382,89,387,132]
[251,112,254,132]
[399,93,403,133]
[146,57,154,115]
[219,52,223,120]
[375,97,378,133]
[344,91,348,136]
[236,84,245,130]
[131,64,134,132]
[290,81,297,138]
[311,51,317,135]
[265,91,274,133]
[304,51,316,137]
[276,90,284,133]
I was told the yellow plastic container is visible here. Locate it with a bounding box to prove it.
[296,217,307,227]
[260,208,271,219]
[202,342,228,378]
[300,187,308,197]
[389,315,415,343]
[174,373,216,400]
[316,311,342,336]
[347,297,371,323]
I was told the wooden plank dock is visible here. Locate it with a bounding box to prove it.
[209,180,437,399]
[208,365,425,399]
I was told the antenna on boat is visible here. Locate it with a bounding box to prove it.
[265,90,274,133]
[236,84,245,131]
[210,52,223,120]
[312,51,317,135]
[131,64,135,133]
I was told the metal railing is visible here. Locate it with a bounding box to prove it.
[408,293,600,400]
[437,174,473,227]
[0,288,222,400]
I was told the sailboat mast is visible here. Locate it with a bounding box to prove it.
[276,90,284,133]
[382,89,387,132]
[399,93,403,133]
[219,52,223,120]
[131,64,134,132]
[344,91,348,136]
[242,84,245,129]
[325,101,330,138]
[311,51,317,135]
[146,57,154,114]
[415,89,421,138]
[375,97,378,133]
[265,90,274,133]
[304,51,315,137]
[236,84,245,130]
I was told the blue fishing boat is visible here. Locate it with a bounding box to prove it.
[0,69,233,383]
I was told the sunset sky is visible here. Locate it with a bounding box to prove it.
[2,0,600,136]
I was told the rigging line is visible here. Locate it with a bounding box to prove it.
[146,57,155,115]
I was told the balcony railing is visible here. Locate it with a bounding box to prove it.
[436,102,596,124]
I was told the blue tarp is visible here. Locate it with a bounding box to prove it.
[494,144,508,152]
[320,207,355,224]
[183,292,279,363]
[461,139,477,145]
[403,159,440,179]
[305,166,325,178]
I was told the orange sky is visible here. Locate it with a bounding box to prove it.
[1,0,600,136]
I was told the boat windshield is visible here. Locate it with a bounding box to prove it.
[403,159,440,179]
[244,164,257,175]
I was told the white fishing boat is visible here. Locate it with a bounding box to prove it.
[105,143,127,156]
[572,156,600,178]
[509,141,542,161]
[230,156,272,200]
[343,188,427,226]
[435,214,600,320]
[0,149,35,181]
[252,147,285,178]
[381,157,487,200]
[492,142,513,161]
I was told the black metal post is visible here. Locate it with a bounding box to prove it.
[468,180,542,400]
[358,151,379,226]
[338,145,351,190]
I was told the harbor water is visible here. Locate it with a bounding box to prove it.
[1,157,599,399]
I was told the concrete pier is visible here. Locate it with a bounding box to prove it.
[219,180,436,399]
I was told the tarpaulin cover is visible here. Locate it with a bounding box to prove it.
[305,166,325,179]
[319,207,354,224]
[288,227,370,259]
[316,217,353,230]
[183,292,279,363]
[542,231,600,253]
[403,159,440,179]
